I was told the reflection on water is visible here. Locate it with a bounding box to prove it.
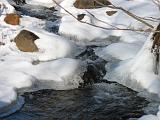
[3,83,148,120]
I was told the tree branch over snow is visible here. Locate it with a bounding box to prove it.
[94,0,154,28]
[52,0,160,33]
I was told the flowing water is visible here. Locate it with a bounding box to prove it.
[2,2,151,120]
[3,83,148,120]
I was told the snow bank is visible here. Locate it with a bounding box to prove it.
[95,42,142,61]
[0,1,85,116]
[58,0,159,45]
[10,28,83,61]
[104,33,160,95]
[0,20,85,115]
[0,57,85,117]
[101,27,160,119]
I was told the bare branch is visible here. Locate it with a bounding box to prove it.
[94,0,154,28]
[52,0,160,33]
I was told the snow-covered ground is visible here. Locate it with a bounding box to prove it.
[58,0,159,45]
[0,0,160,119]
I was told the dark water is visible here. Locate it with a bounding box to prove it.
[2,2,150,120]
[3,83,148,120]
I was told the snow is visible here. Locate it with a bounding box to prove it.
[0,0,86,116]
[0,0,160,119]
[26,0,64,7]
[95,42,142,61]
[0,0,15,15]
[58,0,159,45]
[10,28,83,61]
[102,32,160,95]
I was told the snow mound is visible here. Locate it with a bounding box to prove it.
[104,34,160,95]
[95,42,142,61]
[0,57,85,117]
[10,28,83,61]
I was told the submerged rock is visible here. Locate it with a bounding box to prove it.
[74,0,111,9]
[4,13,20,25]
[14,30,39,52]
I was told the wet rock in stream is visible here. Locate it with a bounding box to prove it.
[77,46,107,87]
[12,3,59,21]
[11,2,60,34]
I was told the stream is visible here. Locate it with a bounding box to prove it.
[2,2,152,120]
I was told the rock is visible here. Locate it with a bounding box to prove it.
[14,0,26,5]
[77,14,86,21]
[14,30,39,52]
[74,0,111,9]
[0,42,5,46]
[4,13,20,25]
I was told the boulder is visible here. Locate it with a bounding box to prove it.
[4,13,20,25]
[74,0,111,9]
[14,30,39,52]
